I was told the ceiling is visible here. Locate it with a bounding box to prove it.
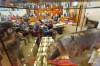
[0,0,79,3]
[0,0,79,8]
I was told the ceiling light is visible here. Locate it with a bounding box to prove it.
[73,1,78,6]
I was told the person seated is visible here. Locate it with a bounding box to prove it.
[48,29,56,37]
[43,24,49,36]
[47,20,53,30]
[32,21,40,37]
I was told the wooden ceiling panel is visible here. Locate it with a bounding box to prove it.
[27,0,39,3]
[27,0,68,3]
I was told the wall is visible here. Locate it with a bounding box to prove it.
[85,1,100,28]
[86,8,100,21]
[0,8,27,16]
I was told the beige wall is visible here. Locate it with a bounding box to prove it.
[86,8,100,21]
[85,1,100,28]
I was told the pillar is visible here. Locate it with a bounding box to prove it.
[79,1,88,31]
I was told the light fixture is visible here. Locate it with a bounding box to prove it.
[73,1,78,6]
[28,54,30,56]
[23,64,26,66]
[31,48,33,52]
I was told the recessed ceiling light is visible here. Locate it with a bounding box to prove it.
[31,48,33,52]
[73,1,78,6]
[23,64,26,66]
[28,54,30,56]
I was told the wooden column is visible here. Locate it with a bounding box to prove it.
[79,0,88,31]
